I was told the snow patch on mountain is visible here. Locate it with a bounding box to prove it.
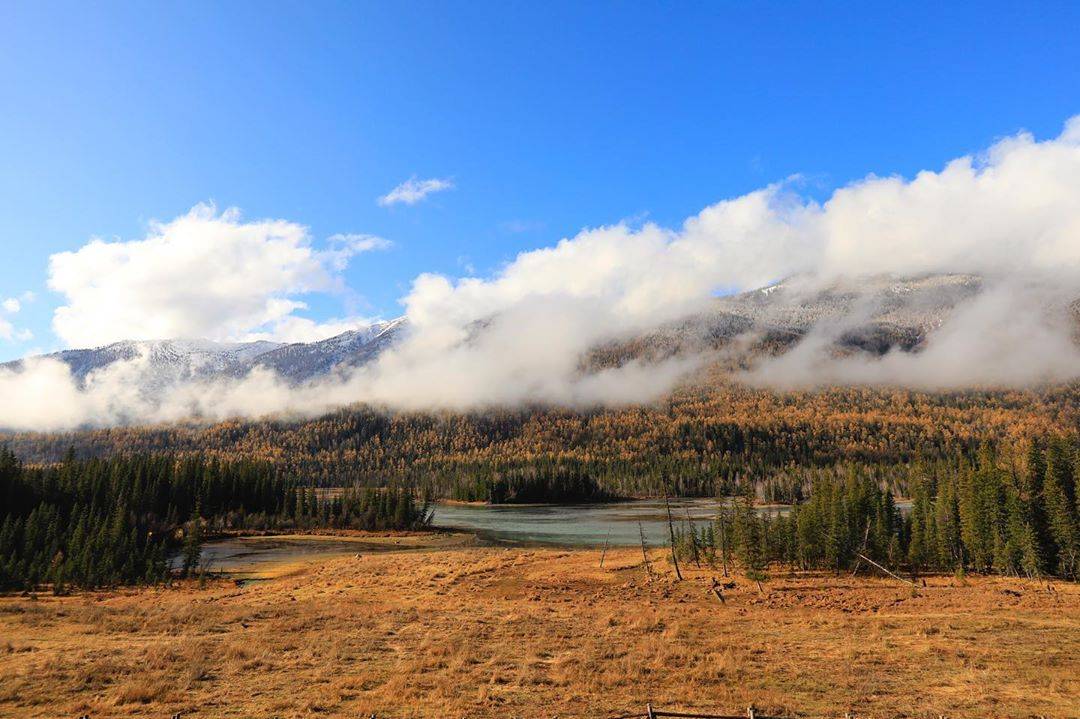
[0,319,408,390]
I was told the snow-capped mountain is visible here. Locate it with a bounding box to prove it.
[714,273,983,335]
[710,273,986,353]
[252,318,407,381]
[593,272,1078,366]
[5,273,1076,397]
[1,319,408,387]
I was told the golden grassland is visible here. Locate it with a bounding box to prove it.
[1,543,1078,719]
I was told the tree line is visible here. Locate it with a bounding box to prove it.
[676,436,1080,580]
[0,449,432,591]
[5,385,1077,502]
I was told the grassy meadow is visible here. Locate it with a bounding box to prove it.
[1,543,1077,718]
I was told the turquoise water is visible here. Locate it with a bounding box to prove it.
[192,498,909,573]
[188,499,736,574]
[431,497,909,546]
[432,498,744,547]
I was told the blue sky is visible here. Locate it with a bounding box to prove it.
[1,1,1079,360]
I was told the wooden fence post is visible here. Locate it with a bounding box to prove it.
[646,703,655,719]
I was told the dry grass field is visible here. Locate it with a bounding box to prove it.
[1,542,1078,719]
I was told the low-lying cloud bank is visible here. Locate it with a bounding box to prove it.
[745,277,1080,389]
[4,118,1080,431]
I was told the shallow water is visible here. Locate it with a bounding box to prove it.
[191,498,908,574]
[191,537,369,576]
[186,499,733,574]
[181,535,457,577]
[432,497,749,547]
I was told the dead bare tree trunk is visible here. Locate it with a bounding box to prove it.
[665,493,683,581]
[638,522,653,580]
[711,576,726,604]
[685,507,702,568]
[599,528,611,568]
[857,552,916,586]
[851,523,871,577]
[719,503,730,578]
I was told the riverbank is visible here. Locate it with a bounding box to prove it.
[175,496,909,579]
[430,496,885,547]
[187,530,477,579]
[1,546,1076,718]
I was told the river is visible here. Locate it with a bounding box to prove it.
[191,498,911,575]
[433,497,744,546]
[190,498,770,576]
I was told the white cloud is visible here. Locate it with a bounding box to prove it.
[47,203,389,347]
[2,291,35,317]
[392,116,1080,338]
[3,117,1080,430]
[0,291,33,342]
[744,277,1080,389]
[323,233,393,271]
[377,177,454,207]
[0,317,31,343]
[351,117,1080,407]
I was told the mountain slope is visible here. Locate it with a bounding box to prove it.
[711,273,984,354]
[3,339,282,387]
[0,320,407,388]
[6,272,1075,397]
[252,318,407,381]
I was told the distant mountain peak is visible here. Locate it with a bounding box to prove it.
[0,318,409,388]
[4,272,1076,404]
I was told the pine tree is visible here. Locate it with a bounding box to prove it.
[732,488,767,584]
[933,475,963,570]
[1043,440,1079,579]
[181,500,204,578]
[907,478,935,573]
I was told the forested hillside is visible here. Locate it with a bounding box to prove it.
[5,385,1078,502]
[3,384,1078,587]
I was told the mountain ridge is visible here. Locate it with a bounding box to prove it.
[0,318,408,387]
[5,273,1076,395]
